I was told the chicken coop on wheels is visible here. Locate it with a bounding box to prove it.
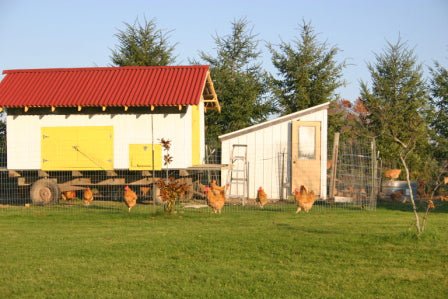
[220,102,329,203]
[0,65,221,204]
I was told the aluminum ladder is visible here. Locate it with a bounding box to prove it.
[226,144,248,205]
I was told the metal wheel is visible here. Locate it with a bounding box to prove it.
[30,179,61,205]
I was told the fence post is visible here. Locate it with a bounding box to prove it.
[329,132,340,199]
[370,138,378,208]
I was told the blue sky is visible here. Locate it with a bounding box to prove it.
[0,0,447,101]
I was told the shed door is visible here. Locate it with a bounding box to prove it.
[291,121,321,195]
[41,126,113,170]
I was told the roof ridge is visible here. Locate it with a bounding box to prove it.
[3,65,209,75]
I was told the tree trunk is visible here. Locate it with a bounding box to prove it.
[399,154,421,236]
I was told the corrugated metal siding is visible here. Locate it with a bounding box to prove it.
[0,66,209,108]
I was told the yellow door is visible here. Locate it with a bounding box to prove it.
[129,144,162,170]
[41,126,113,170]
[291,121,321,195]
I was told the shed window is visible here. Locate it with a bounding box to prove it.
[298,126,316,160]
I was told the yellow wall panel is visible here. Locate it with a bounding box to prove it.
[191,104,200,165]
[41,126,113,170]
[129,144,162,170]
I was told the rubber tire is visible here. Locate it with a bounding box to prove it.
[30,179,61,205]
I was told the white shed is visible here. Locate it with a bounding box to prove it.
[220,102,329,200]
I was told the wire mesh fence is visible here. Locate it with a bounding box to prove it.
[328,135,380,210]
[0,135,379,215]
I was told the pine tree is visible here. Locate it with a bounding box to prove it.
[429,61,448,161]
[360,39,430,236]
[198,18,274,149]
[111,17,176,66]
[269,21,345,115]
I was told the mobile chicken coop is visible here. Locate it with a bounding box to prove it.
[220,102,329,202]
[0,65,220,204]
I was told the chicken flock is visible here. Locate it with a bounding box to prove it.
[59,180,321,214]
[60,185,138,212]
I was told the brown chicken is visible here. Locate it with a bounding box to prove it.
[62,190,77,201]
[256,187,268,208]
[384,169,401,180]
[204,185,226,214]
[124,185,138,212]
[294,185,317,213]
[83,187,94,206]
[210,180,226,194]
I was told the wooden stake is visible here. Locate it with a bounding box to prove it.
[329,132,340,199]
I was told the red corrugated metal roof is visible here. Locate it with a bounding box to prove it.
[0,65,210,108]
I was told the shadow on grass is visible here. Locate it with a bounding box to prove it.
[377,200,448,213]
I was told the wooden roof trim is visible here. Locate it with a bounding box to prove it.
[202,71,221,113]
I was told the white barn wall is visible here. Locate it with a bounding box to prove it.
[7,106,200,170]
[221,103,328,200]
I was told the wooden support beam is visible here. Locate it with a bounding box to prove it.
[124,106,129,111]
[8,170,21,177]
[151,105,155,111]
[96,178,126,185]
[77,106,82,112]
[24,106,29,112]
[72,171,83,177]
[102,106,107,111]
[62,178,92,185]
[51,106,56,112]
[106,170,118,177]
[129,177,157,185]
[38,170,49,177]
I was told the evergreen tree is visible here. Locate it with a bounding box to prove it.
[198,18,274,149]
[360,39,430,235]
[360,39,430,168]
[111,17,176,66]
[269,21,345,115]
[429,61,448,161]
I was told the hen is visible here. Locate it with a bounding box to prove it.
[256,187,268,208]
[62,190,77,201]
[124,185,138,212]
[204,185,226,214]
[83,187,94,206]
[294,185,317,213]
[210,180,226,194]
[384,169,401,180]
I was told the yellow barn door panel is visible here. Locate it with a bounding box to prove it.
[191,104,200,165]
[129,144,162,170]
[41,126,114,171]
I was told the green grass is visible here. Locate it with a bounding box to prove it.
[0,203,447,298]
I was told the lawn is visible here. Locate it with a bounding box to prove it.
[0,202,447,298]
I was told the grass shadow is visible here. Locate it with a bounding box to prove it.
[378,200,448,213]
